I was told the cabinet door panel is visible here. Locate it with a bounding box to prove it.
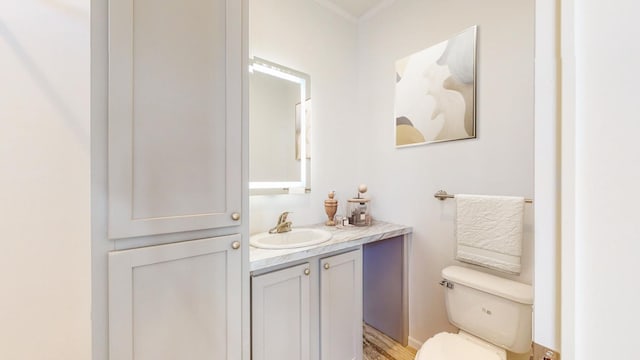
[363,236,406,344]
[320,250,363,360]
[109,235,241,360]
[108,0,242,238]
[252,263,311,360]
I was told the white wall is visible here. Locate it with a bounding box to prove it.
[569,0,640,358]
[249,0,361,233]
[0,0,92,359]
[356,0,535,346]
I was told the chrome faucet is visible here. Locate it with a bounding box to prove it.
[269,211,292,234]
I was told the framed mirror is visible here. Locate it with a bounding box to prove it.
[249,57,311,195]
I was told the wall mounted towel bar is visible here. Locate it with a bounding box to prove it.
[434,190,533,204]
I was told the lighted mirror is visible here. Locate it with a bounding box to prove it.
[249,58,311,195]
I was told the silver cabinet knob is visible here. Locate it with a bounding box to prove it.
[323,263,330,270]
[231,212,241,221]
[231,241,241,250]
[304,268,310,276]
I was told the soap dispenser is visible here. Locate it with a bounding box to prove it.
[347,184,371,226]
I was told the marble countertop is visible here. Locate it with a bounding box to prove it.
[250,221,412,272]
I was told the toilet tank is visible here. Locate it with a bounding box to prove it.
[441,266,533,354]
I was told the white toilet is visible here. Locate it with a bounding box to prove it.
[415,266,533,360]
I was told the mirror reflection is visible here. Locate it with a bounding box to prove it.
[249,58,311,194]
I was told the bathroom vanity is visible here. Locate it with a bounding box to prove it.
[250,221,412,360]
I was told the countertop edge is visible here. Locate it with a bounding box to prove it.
[249,221,412,272]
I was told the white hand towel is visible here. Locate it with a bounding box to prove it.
[455,194,524,274]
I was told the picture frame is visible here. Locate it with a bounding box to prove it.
[395,25,477,147]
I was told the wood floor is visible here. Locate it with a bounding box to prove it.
[363,323,417,360]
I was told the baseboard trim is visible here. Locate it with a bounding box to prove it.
[408,336,423,351]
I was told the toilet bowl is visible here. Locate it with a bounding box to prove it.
[414,266,533,360]
[415,331,506,360]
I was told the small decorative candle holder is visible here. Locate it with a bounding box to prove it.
[347,184,371,226]
[324,191,338,226]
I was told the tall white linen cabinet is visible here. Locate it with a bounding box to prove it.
[104,0,248,359]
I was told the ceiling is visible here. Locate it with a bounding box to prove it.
[314,0,392,21]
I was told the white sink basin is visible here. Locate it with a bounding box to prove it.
[250,228,332,249]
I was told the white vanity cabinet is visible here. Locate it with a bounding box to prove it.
[251,249,363,360]
[107,0,244,239]
[108,235,242,360]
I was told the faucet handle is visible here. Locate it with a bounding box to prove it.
[269,212,294,234]
[278,211,291,224]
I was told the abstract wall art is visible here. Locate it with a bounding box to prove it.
[395,26,477,147]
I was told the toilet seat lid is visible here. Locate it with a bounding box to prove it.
[416,332,505,360]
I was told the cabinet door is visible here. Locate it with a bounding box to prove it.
[363,236,407,345]
[108,235,242,360]
[320,250,363,360]
[252,263,311,360]
[108,0,243,238]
